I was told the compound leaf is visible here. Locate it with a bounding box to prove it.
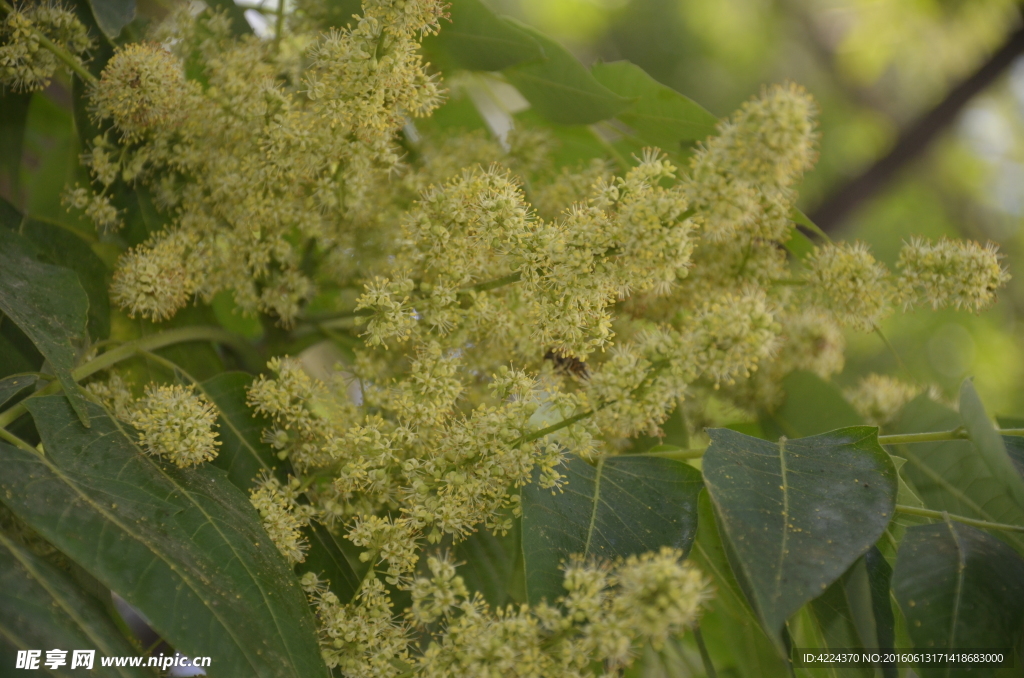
[522,454,702,605]
[893,522,1024,678]
[702,426,897,651]
[0,395,329,678]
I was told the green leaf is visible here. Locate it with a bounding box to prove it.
[690,491,789,678]
[959,379,1024,511]
[764,370,862,439]
[0,374,37,410]
[424,0,543,71]
[453,520,523,607]
[522,454,702,605]
[200,371,279,490]
[702,426,897,651]
[502,20,631,125]
[1002,435,1024,478]
[88,0,136,39]
[590,61,717,152]
[297,522,364,605]
[791,587,872,678]
[0,231,91,426]
[888,395,1024,552]
[893,522,1024,677]
[22,217,111,340]
[0,396,330,678]
[0,532,151,678]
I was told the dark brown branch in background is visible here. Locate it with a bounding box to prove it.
[810,24,1024,234]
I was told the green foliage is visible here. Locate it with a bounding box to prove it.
[423,0,543,71]
[0,1,1022,676]
[503,20,631,124]
[893,522,1024,677]
[522,454,702,604]
[0,227,91,426]
[0,397,328,678]
[702,427,897,651]
[0,533,151,678]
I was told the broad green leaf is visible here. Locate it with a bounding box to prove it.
[0,231,91,426]
[453,520,522,607]
[522,454,702,605]
[0,396,329,678]
[893,522,1024,678]
[690,491,789,677]
[22,217,110,339]
[297,522,364,605]
[591,61,717,151]
[0,374,37,409]
[702,426,897,651]
[201,371,279,490]
[88,0,136,41]
[764,370,862,439]
[503,20,631,125]
[959,380,1024,511]
[0,533,151,678]
[859,548,898,678]
[888,395,1024,552]
[424,0,543,71]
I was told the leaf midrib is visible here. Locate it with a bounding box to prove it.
[582,459,604,557]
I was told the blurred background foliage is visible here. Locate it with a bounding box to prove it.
[4,0,1024,415]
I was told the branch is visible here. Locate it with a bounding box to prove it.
[809,24,1024,233]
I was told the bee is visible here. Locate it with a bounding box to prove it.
[544,349,589,380]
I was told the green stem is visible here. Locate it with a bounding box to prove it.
[0,327,249,430]
[877,428,970,445]
[514,410,593,447]
[640,447,706,460]
[693,625,718,678]
[895,504,1024,533]
[460,271,522,294]
[0,425,35,452]
[273,0,286,53]
[0,0,98,85]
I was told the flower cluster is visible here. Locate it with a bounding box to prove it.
[250,474,318,564]
[11,1,1012,673]
[0,0,91,91]
[128,384,221,468]
[307,548,709,678]
[897,237,1010,312]
[844,374,922,427]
